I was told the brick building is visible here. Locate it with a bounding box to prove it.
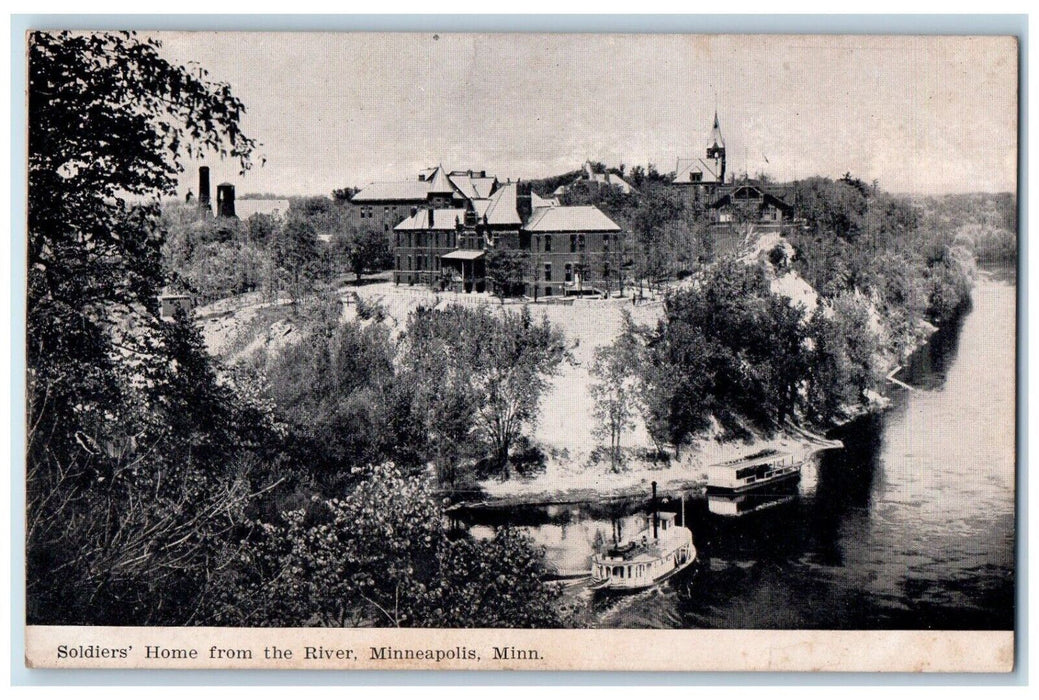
[347,165,499,235]
[521,203,623,298]
[390,177,625,297]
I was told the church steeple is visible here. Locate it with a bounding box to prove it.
[705,111,726,183]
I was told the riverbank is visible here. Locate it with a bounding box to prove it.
[453,423,843,508]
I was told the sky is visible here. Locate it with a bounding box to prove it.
[157,33,1018,198]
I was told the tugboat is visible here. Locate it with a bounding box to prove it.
[589,483,696,591]
[706,449,802,494]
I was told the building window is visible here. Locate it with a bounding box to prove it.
[544,286,553,297]
[544,235,552,252]
[577,234,586,252]
[603,262,611,279]
[396,255,401,270]
[384,223,389,232]
[544,263,552,281]
[407,255,412,270]
[565,263,573,282]
[603,234,610,252]
[570,234,577,253]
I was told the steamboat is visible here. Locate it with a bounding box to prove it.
[590,483,696,591]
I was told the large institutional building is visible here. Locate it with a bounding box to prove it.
[350,165,626,297]
[344,113,802,295]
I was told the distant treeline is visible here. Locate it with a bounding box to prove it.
[914,191,1017,264]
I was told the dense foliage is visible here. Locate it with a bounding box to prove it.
[603,175,980,456]
[916,192,1017,263]
[27,31,575,628]
[635,262,814,445]
[162,194,392,304]
[208,465,570,627]
[26,30,272,624]
[403,305,568,481]
[788,176,976,355]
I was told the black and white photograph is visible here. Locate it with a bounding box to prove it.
[22,28,1018,671]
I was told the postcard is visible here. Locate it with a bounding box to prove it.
[23,30,1017,672]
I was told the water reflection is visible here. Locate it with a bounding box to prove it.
[707,477,800,516]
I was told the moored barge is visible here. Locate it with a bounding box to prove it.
[706,449,802,494]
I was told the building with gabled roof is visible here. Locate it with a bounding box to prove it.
[388,168,626,298]
[553,161,637,198]
[531,191,561,209]
[705,181,797,257]
[708,182,794,225]
[346,165,501,236]
[481,182,522,227]
[671,111,729,205]
[524,205,621,233]
[673,156,724,186]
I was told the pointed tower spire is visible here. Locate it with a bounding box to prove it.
[709,110,725,150]
[706,111,726,184]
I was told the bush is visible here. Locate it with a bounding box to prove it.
[207,465,573,627]
[509,436,548,478]
[356,296,387,322]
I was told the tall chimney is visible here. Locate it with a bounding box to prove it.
[216,183,236,218]
[651,481,658,539]
[198,166,211,212]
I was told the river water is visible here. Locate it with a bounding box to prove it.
[455,270,1016,629]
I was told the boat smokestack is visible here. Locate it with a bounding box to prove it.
[198,166,210,211]
[652,481,658,539]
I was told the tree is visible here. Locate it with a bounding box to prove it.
[333,224,392,283]
[589,320,642,471]
[404,305,567,480]
[485,247,530,303]
[636,261,813,448]
[270,213,323,307]
[26,31,273,625]
[260,314,403,483]
[332,186,359,203]
[804,292,883,424]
